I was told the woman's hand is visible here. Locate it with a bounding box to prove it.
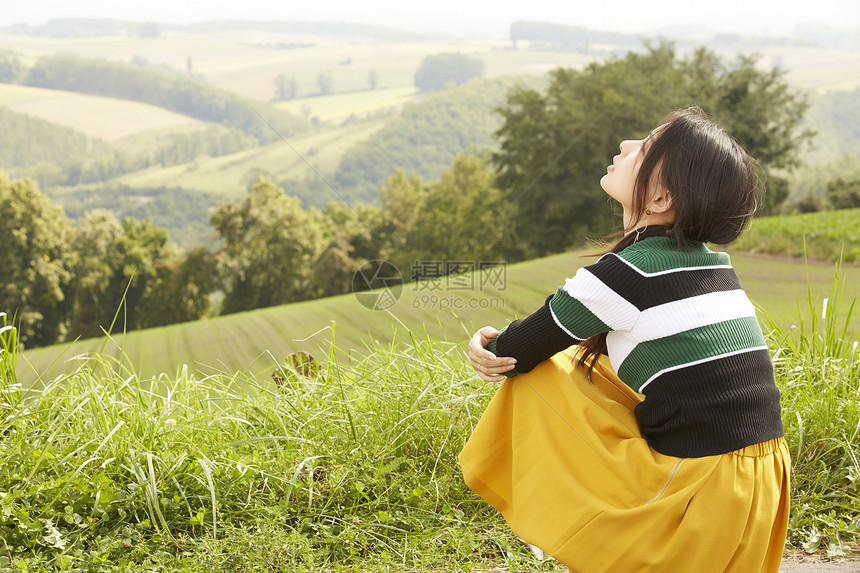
[469,326,517,382]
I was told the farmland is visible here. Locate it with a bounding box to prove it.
[20,245,860,385]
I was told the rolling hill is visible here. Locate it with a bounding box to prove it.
[19,248,860,386]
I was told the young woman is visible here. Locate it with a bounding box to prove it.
[460,106,790,572]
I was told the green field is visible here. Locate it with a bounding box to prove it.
[0,83,205,141]
[275,85,418,121]
[20,249,860,386]
[734,208,860,263]
[101,116,387,196]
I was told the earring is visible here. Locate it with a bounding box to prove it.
[645,208,653,215]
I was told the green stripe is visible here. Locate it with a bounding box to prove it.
[618,237,730,274]
[617,316,766,391]
[549,287,611,340]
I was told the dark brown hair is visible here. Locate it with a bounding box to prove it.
[577,106,760,376]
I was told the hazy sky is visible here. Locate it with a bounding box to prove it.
[2,0,859,38]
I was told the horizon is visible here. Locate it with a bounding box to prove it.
[2,0,859,40]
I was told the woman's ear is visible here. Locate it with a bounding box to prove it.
[649,188,673,214]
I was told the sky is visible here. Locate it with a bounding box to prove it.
[2,0,859,38]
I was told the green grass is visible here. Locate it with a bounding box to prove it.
[1,270,858,570]
[20,249,860,386]
[0,84,205,141]
[275,85,419,122]
[732,208,860,263]
[101,117,387,197]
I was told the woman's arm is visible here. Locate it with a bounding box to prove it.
[468,295,579,382]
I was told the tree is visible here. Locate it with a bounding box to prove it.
[0,53,20,83]
[826,178,860,209]
[317,71,334,95]
[0,175,74,347]
[368,69,378,90]
[376,170,426,274]
[414,53,484,92]
[274,73,298,101]
[69,210,170,339]
[211,179,327,314]
[408,153,511,263]
[138,246,217,327]
[491,43,813,257]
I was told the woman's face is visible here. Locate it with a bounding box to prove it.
[600,137,646,224]
[600,125,666,228]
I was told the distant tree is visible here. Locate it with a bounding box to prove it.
[414,52,484,92]
[0,52,21,83]
[312,202,384,297]
[0,175,74,347]
[377,170,426,273]
[826,178,860,209]
[138,246,217,327]
[317,71,334,95]
[408,153,510,262]
[368,69,378,90]
[274,73,298,100]
[491,43,813,257]
[69,210,170,338]
[211,179,327,314]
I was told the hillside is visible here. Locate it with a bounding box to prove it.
[20,248,860,385]
[0,83,204,141]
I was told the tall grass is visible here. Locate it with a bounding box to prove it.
[764,264,860,558]
[1,267,858,571]
[0,324,545,572]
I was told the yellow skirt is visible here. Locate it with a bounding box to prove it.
[459,347,790,573]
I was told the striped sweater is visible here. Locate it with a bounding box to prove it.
[487,236,784,458]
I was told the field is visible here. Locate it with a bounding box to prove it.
[275,85,418,121]
[103,116,388,196]
[3,262,859,571]
[0,83,205,141]
[734,208,860,263]
[20,248,860,386]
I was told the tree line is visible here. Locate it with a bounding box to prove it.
[3,53,310,143]
[3,44,826,348]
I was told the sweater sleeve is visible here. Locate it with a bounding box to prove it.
[486,295,577,378]
[485,255,642,377]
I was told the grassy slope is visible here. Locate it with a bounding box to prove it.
[0,83,205,141]
[20,249,860,386]
[105,116,388,196]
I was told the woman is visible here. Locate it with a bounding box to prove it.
[460,106,790,572]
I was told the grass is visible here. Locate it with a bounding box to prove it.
[1,269,858,571]
[20,248,860,386]
[0,84,205,141]
[274,85,419,122]
[732,208,860,263]
[104,116,387,196]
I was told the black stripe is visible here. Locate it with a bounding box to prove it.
[633,349,783,457]
[585,254,742,311]
[494,295,578,375]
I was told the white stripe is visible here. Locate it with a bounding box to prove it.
[634,290,757,342]
[549,307,586,341]
[638,346,769,392]
[560,268,640,331]
[606,331,639,373]
[613,253,732,277]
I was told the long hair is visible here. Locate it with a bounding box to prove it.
[577,106,760,377]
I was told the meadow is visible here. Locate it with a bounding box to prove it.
[732,208,860,263]
[2,262,858,571]
[20,245,860,386]
[0,84,204,142]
